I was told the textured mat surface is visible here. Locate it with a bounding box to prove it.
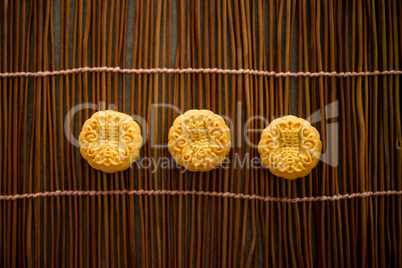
[0,0,401,267]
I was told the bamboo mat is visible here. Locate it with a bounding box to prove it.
[0,0,402,267]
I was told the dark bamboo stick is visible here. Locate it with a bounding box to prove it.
[369,0,379,266]
[42,1,52,266]
[135,0,148,265]
[357,0,368,265]
[34,1,43,266]
[0,0,3,263]
[208,0,218,265]
[166,0,173,265]
[314,1,329,266]
[20,0,32,266]
[153,0,163,266]
[76,0,84,266]
[329,1,345,266]
[343,1,358,265]
[224,1,237,266]
[11,1,21,266]
[128,0,142,265]
[160,0,168,266]
[5,1,13,266]
[237,0,252,261]
[231,0,245,266]
[337,1,352,266]
[267,1,276,266]
[392,0,402,266]
[82,0,91,265]
[89,0,98,266]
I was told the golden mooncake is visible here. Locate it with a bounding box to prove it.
[79,110,142,173]
[258,115,322,180]
[168,109,231,172]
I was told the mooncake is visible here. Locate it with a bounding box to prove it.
[168,109,231,172]
[258,115,322,180]
[79,110,142,173]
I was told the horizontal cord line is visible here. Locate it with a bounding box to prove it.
[0,66,401,78]
[0,189,401,203]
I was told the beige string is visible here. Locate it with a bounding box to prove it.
[1,189,401,203]
[0,66,401,78]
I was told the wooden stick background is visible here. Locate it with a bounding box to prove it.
[0,0,401,267]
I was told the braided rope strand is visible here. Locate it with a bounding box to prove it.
[0,66,401,78]
[0,189,401,203]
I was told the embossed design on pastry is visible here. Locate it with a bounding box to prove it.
[168,109,231,172]
[258,115,322,180]
[79,110,142,173]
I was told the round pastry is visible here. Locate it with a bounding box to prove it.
[79,110,142,173]
[168,109,231,172]
[258,115,322,180]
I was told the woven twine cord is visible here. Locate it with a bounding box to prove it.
[1,189,401,203]
[0,66,401,78]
